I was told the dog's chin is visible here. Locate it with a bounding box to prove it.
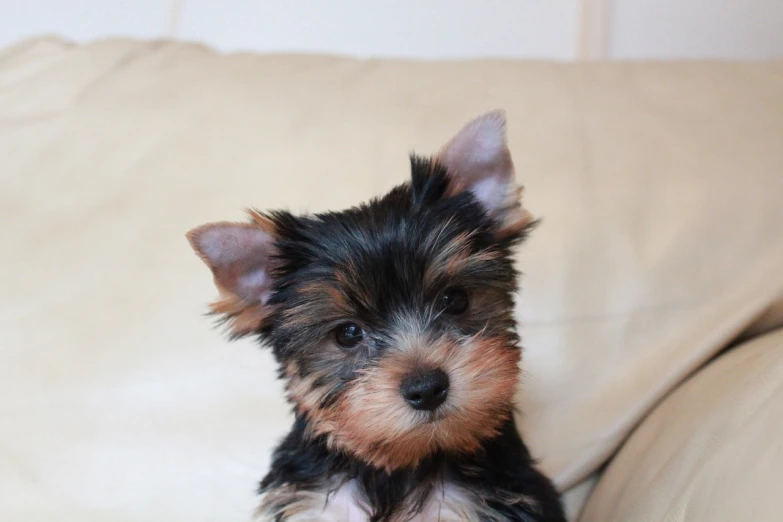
[325,404,513,472]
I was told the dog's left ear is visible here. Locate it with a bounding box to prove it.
[438,110,534,236]
[186,214,277,337]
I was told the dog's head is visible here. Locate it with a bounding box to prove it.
[188,111,535,470]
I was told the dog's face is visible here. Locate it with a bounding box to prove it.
[188,111,535,471]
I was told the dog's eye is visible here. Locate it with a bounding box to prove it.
[442,288,469,315]
[334,323,365,349]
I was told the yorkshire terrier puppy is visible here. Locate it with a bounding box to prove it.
[187,111,565,521]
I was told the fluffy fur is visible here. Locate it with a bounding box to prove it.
[188,111,565,521]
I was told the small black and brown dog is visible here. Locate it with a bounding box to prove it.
[187,111,565,521]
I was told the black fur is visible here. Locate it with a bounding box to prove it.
[261,158,524,370]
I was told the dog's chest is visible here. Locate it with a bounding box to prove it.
[263,478,482,522]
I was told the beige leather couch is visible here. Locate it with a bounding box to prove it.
[2,38,782,522]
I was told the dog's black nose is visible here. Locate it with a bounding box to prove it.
[400,369,450,411]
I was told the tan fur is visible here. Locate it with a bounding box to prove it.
[284,361,334,418]
[422,229,473,286]
[494,183,535,239]
[284,357,348,443]
[285,370,326,413]
[280,281,354,329]
[424,230,505,286]
[248,209,278,234]
[186,219,279,337]
[208,293,273,337]
[334,262,375,312]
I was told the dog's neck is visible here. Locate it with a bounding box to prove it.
[259,415,563,521]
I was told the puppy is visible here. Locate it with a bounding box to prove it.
[187,111,565,521]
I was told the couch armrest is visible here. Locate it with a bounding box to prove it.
[579,327,783,522]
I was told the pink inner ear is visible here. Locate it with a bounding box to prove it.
[468,176,510,214]
[189,224,274,304]
[442,112,508,174]
[438,110,516,216]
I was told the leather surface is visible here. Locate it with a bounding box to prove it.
[580,327,783,522]
[1,38,782,521]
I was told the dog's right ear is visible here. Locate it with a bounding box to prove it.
[187,215,277,338]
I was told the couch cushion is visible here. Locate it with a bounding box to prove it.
[580,327,783,522]
[1,38,782,520]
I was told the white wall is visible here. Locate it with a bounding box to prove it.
[1,1,175,46]
[1,0,782,60]
[610,0,783,59]
[176,1,581,59]
[0,0,584,59]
